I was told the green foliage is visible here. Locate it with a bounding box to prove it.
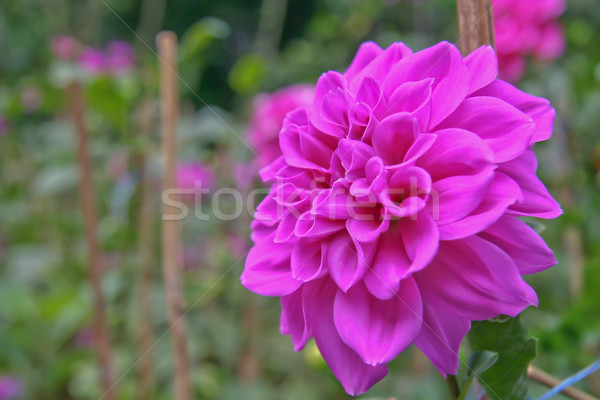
[1,0,600,399]
[467,317,538,400]
[228,54,268,95]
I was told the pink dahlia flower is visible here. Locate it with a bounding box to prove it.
[494,0,566,82]
[0,376,22,400]
[241,41,561,395]
[248,85,315,169]
[79,48,107,74]
[176,162,214,199]
[105,40,135,75]
[51,35,80,59]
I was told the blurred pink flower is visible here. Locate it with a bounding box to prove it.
[0,376,22,400]
[73,328,95,348]
[105,41,135,75]
[233,161,258,189]
[248,85,315,169]
[227,234,250,258]
[78,41,135,76]
[79,48,107,74]
[494,0,566,82]
[242,41,561,395]
[176,162,214,199]
[51,35,80,59]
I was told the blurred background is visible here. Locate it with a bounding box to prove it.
[1,0,600,399]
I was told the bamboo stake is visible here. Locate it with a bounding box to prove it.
[157,31,192,400]
[67,82,116,400]
[136,99,156,400]
[528,366,600,400]
[456,0,495,56]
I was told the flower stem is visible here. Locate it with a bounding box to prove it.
[446,375,461,399]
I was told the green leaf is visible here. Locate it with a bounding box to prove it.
[467,316,538,400]
[458,351,499,400]
[180,17,230,61]
[228,54,267,95]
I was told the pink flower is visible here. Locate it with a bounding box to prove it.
[51,35,79,59]
[241,41,561,395]
[233,161,258,189]
[0,376,22,400]
[176,162,214,199]
[73,327,95,348]
[248,85,315,169]
[105,41,135,75]
[494,0,566,82]
[227,234,250,258]
[79,48,107,74]
[78,41,135,76]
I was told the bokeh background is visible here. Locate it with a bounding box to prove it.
[1,0,600,399]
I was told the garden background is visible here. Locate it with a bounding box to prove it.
[1,0,600,399]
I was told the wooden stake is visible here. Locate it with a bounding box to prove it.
[157,31,192,400]
[456,0,495,56]
[67,82,116,400]
[136,99,156,400]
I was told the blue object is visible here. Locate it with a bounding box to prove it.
[537,359,600,400]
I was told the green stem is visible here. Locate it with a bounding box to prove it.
[446,375,461,399]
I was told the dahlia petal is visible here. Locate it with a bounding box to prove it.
[431,166,495,225]
[417,129,493,181]
[321,88,350,129]
[295,212,346,238]
[254,194,281,227]
[356,76,382,109]
[380,78,433,128]
[416,237,538,321]
[464,45,498,94]
[346,214,390,243]
[280,289,311,350]
[315,71,346,108]
[385,41,469,129]
[344,41,384,82]
[337,138,376,178]
[327,231,376,291]
[305,279,389,395]
[291,239,328,281]
[311,181,353,220]
[372,113,420,165]
[401,211,439,274]
[249,219,276,244]
[259,156,286,182]
[241,242,301,297]
[499,152,562,218]
[280,120,329,172]
[438,171,521,240]
[414,301,471,376]
[348,42,412,93]
[402,133,437,165]
[274,211,298,243]
[436,96,535,163]
[473,80,555,143]
[334,279,423,365]
[480,216,557,275]
[382,166,431,217]
[363,227,411,299]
